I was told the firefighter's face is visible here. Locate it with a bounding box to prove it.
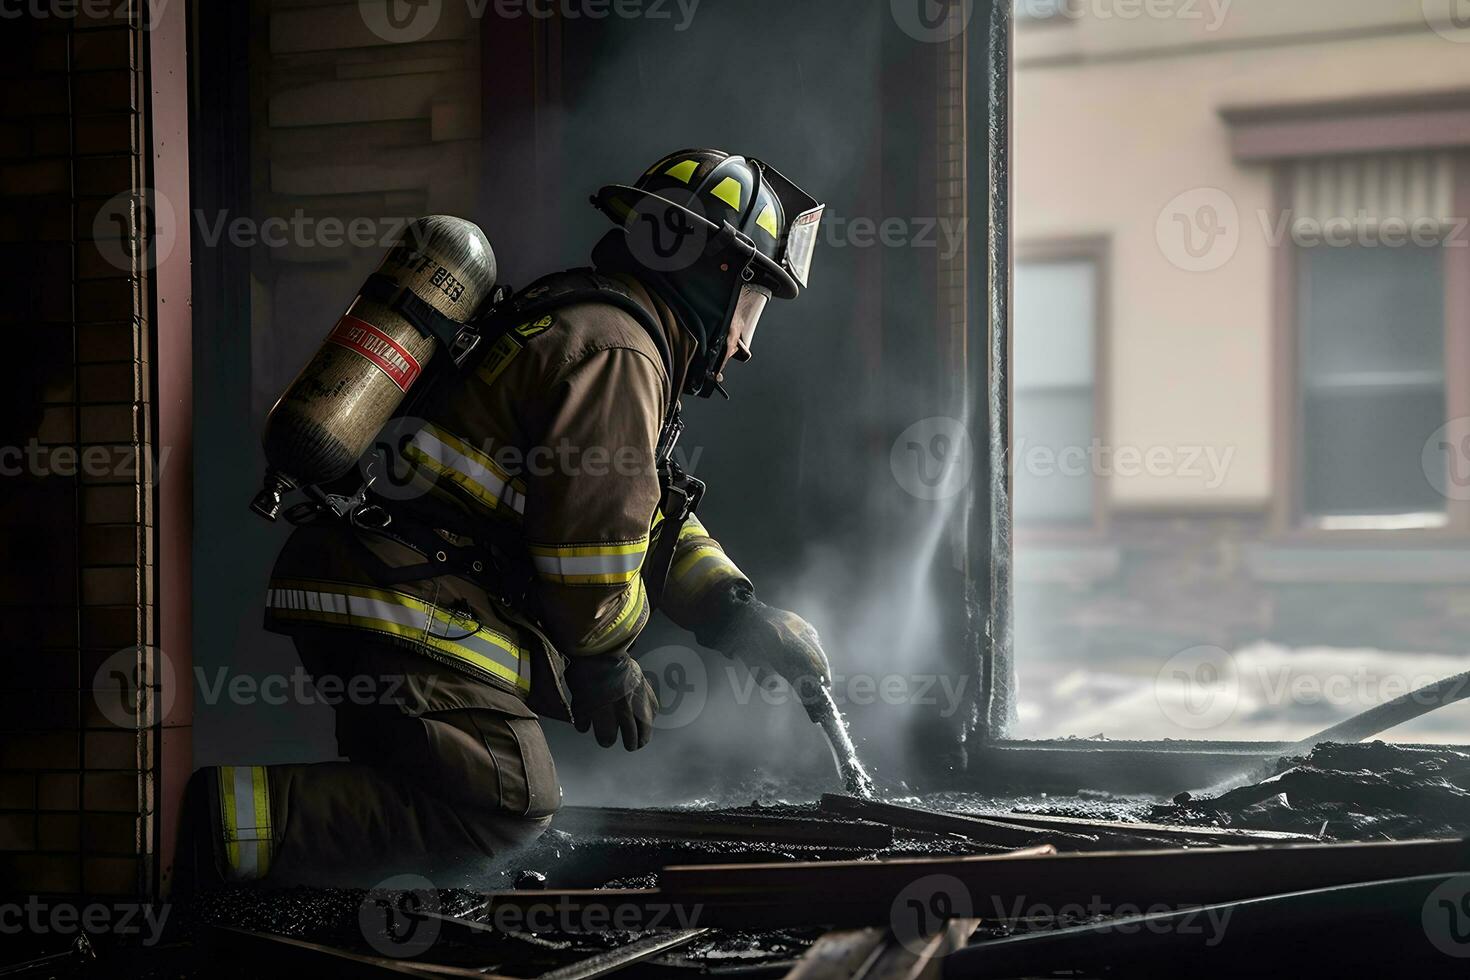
[719,285,771,377]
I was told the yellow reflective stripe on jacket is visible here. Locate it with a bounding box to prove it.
[265,580,531,692]
[668,543,747,603]
[528,537,648,586]
[678,513,710,542]
[404,424,527,517]
[580,575,650,656]
[218,765,274,882]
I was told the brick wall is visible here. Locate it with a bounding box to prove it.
[0,0,191,900]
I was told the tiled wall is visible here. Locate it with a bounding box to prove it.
[0,0,190,899]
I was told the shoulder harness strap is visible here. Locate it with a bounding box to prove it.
[477,268,674,383]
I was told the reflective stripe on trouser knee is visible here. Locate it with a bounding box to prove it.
[217,765,275,882]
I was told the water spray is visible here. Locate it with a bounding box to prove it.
[798,677,876,799]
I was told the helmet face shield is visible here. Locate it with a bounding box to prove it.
[783,206,824,289]
[753,160,824,290]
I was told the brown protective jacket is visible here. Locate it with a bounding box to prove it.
[263,273,750,722]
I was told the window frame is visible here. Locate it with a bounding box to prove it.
[1270,153,1470,542]
[975,11,1470,772]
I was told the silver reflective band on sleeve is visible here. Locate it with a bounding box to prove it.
[531,551,644,578]
[408,425,526,515]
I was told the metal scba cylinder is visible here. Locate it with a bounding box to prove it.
[252,215,497,520]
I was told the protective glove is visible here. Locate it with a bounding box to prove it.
[563,653,657,751]
[698,584,833,704]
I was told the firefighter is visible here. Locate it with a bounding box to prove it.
[183,150,831,886]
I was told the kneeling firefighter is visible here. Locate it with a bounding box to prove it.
[182,150,832,885]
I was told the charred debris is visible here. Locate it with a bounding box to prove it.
[9,741,1470,979]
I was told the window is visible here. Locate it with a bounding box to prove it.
[1013,249,1102,529]
[1287,153,1458,530]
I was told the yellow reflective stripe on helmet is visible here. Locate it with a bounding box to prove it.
[664,159,699,183]
[581,576,650,655]
[217,765,273,882]
[710,177,743,210]
[667,543,747,605]
[265,581,530,692]
[404,424,526,517]
[528,538,649,586]
[756,203,780,239]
